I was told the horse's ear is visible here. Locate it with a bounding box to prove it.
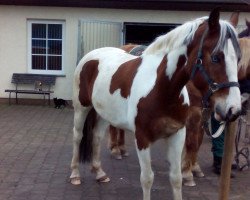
[230,12,239,28]
[246,19,250,28]
[208,7,220,32]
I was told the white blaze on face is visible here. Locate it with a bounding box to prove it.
[224,40,241,115]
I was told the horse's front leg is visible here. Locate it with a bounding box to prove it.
[91,118,110,182]
[135,141,154,200]
[181,148,196,187]
[165,127,186,200]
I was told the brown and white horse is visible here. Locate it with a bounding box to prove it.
[108,13,245,186]
[70,9,241,200]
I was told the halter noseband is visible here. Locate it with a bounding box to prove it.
[190,27,240,137]
[190,27,240,109]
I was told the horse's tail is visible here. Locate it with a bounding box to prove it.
[79,108,97,163]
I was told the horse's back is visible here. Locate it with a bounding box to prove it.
[75,47,131,74]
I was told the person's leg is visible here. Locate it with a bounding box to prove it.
[211,114,235,177]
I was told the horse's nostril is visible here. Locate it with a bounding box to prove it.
[226,107,240,122]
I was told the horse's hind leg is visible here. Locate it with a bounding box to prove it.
[91,117,110,182]
[192,161,204,178]
[109,125,122,160]
[118,130,129,157]
[70,106,90,185]
[166,127,186,200]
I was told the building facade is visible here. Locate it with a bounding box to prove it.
[0,1,249,102]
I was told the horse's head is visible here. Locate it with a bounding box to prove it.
[187,8,241,122]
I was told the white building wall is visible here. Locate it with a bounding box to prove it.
[0,5,249,100]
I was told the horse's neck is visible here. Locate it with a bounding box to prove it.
[186,82,203,107]
[161,59,190,102]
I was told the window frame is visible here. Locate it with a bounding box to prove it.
[27,20,65,75]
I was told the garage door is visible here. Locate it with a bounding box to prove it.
[78,20,123,62]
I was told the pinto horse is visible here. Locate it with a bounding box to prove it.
[108,13,243,186]
[70,9,241,200]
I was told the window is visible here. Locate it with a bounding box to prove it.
[28,20,65,75]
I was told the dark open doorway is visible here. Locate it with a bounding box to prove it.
[124,22,180,45]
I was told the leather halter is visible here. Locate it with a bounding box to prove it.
[190,27,240,136]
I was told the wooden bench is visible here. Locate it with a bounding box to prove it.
[5,73,56,105]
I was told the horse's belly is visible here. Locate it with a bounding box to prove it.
[153,116,185,138]
[92,86,132,130]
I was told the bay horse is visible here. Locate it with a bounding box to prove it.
[182,16,250,186]
[238,18,250,38]
[70,9,241,200]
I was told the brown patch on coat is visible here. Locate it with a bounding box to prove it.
[110,57,142,98]
[79,60,99,106]
[135,55,189,150]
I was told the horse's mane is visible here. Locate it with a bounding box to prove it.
[143,17,241,60]
[238,38,250,72]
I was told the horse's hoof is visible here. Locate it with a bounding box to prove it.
[194,171,205,178]
[111,154,122,160]
[111,148,122,160]
[97,175,110,183]
[70,177,81,185]
[183,180,196,187]
[121,150,129,157]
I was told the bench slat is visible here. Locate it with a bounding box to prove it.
[5,89,54,94]
[11,73,56,85]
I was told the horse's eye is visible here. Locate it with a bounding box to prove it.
[211,55,220,63]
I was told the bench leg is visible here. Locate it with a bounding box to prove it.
[15,93,18,104]
[48,94,50,106]
[43,94,46,106]
[8,92,11,105]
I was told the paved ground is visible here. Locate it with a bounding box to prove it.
[0,104,249,200]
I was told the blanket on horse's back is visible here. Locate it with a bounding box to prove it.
[129,45,147,56]
[239,79,250,94]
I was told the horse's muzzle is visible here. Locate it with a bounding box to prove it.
[215,106,241,122]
